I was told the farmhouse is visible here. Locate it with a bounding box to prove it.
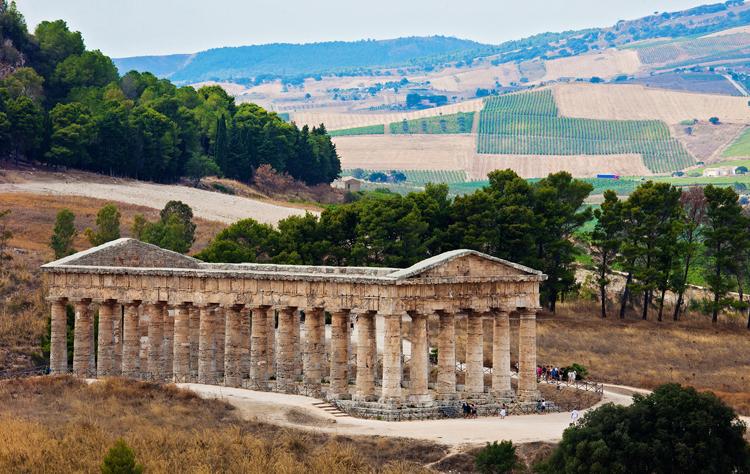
[42,239,546,418]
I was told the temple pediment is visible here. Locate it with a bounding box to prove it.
[42,238,201,269]
[387,249,544,280]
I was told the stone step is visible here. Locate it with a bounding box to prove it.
[313,401,350,418]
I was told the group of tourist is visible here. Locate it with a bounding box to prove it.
[462,401,478,418]
[537,365,576,383]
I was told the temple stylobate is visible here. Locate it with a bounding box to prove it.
[42,239,546,418]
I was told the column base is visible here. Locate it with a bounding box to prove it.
[435,391,459,401]
[378,396,403,405]
[464,391,489,400]
[518,389,542,403]
[408,393,433,404]
[327,392,352,401]
[353,393,378,402]
[491,389,516,400]
[300,384,322,397]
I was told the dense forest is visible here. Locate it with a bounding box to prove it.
[0,1,340,185]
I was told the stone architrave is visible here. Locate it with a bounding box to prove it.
[518,308,541,402]
[249,306,269,390]
[330,309,350,399]
[122,302,141,378]
[436,311,457,400]
[73,299,92,377]
[409,312,430,403]
[97,300,116,377]
[146,302,164,380]
[49,298,68,374]
[465,310,484,397]
[354,311,376,401]
[491,309,513,398]
[380,313,403,403]
[173,304,191,382]
[303,308,324,395]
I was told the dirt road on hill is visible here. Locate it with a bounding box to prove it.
[0,178,315,226]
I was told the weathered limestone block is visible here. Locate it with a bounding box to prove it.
[330,309,350,398]
[97,300,116,377]
[138,305,149,376]
[122,302,141,378]
[437,311,457,399]
[240,307,251,380]
[267,310,276,375]
[354,311,376,401]
[50,298,68,374]
[224,305,243,388]
[303,308,324,395]
[465,310,484,396]
[276,306,297,393]
[380,313,402,403]
[162,304,174,380]
[491,309,513,398]
[198,304,216,384]
[213,307,225,375]
[409,312,430,403]
[189,304,200,379]
[146,302,164,380]
[73,300,92,377]
[113,304,122,375]
[173,304,191,382]
[293,309,302,379]
[518,309,541,402]
[250,306,269,390]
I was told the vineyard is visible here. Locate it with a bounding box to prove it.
[636,32,750,65]
[723,127,750,157]
[328,124,385,137]
[477,89,695,173]
[388,112,475,134]
[342,169,468,184]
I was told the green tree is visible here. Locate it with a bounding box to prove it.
[134,201,196,253]
[540,384,750,473]
[100,438,143,474]
[33,19,85,79]
[474,440,518,474]
[160,201,196,249]
[184,153,220,182]
[703,185,748,323]
[45,102,96,168]
[194,218,279,263]
[6,94,44,162]
[673,187,706,321]
[589,190,623,318]
[0,67,45,102]
[85,203,121,246]
[51,49,118,98]
[50,209,76,258]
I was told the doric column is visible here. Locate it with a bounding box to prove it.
[224,304,243,388]
[138,305,149,376]
[303,308,325,395]
[354,311,376,401]
[189,304,200,380]
[293,310,302,379]
[369,314,377,383]
[72,299,93,378]
[198,304,217,384]
[491,309,513,398]
[97,300,116,377]
[409,312,430,403]
[518,308,541,402]
[436,310,457,399]
[50,298,68,374]
[172,304,191,382]
[162,304,174,381]
[122,302,141,378]
[146,302,164,381]
[465,310,484,396]
[276,306,297,393]
[330,309,350,398]
[113,305,122,375]
[213,307,225,376]
[249,306,269,390]
[380,313,403,403]
[267,310,276,375]
[240,307,251,381]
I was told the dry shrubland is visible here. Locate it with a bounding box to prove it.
[0,377,441,473]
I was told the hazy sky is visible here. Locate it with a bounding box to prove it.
[16,0,712,58]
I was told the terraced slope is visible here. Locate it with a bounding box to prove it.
[635,33,750,66]
[476,90,694,173]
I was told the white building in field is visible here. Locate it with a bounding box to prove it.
[703,166,735,177]
[331,176,363,192]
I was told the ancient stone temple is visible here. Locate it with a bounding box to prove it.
[43,239,546,419]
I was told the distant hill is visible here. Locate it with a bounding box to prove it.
[113,36,486,83]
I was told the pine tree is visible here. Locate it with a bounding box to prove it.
[100,439,143,474]
[50,208,76,259]
[85,203,121,246]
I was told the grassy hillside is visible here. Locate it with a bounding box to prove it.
[388,112,474,134]
[723,127,750,156]
[476,90,695,173]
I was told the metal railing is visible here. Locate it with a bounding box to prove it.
[538,376,604,394]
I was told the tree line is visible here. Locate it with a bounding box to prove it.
[0,2,340,185]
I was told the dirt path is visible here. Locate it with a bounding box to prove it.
[181,382,651,447]
[0,180,315,226]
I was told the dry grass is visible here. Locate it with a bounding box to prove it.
[535,300,750,415]
[543,49,641,81]
[0,376,442,473]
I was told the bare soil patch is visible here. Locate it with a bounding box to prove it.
[672,122,746,162]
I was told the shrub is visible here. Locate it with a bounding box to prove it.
[100,439,143,474]
[474,440,517,474]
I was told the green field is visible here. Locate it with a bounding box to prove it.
[722,128,750,157]
[342,169,468,185]
[476,90,695,173]
[328,124,385,137]
[388,112,474,134]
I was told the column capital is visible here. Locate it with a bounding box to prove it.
[73,298,92,305]
[491,306,515,314]
[46,296,68,303]
[123,300,142,307]
[518,307,541,318]
[221,303,245,310]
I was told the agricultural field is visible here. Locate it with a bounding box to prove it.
[627,72,741,96]
[332,135,475,171]
[722,127,750,157]
[467,153,651,180]
[541,49,641,81]
[342,169,468,185]
[477,89,694,173]
[635,32,750,65]
[388,112,474,134]
[328,124,385,137]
